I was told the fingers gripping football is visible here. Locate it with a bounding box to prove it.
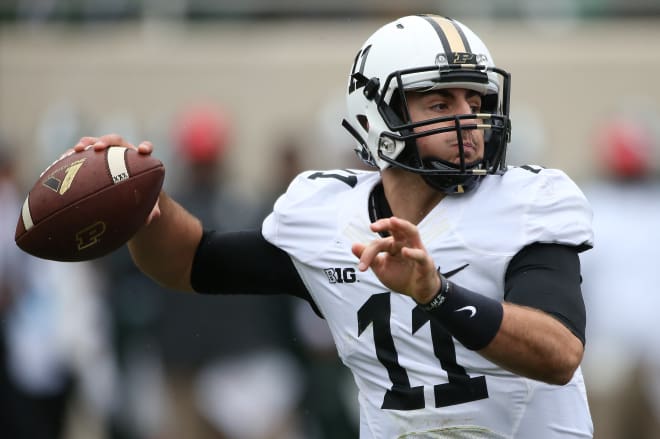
[15,136,164,261]
[74,134,153,154]
[72,134,160,225]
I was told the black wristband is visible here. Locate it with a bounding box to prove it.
[418,274,451,311]
[416,276,503,351]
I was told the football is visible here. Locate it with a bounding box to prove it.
[15,146,165,262]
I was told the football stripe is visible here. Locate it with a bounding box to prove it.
[107,147,130,184]
[21,195,34,231]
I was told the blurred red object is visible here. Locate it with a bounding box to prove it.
[596,118,653,179]
[174,105,232,164]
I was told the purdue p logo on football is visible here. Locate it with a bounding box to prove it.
[75,221,107,250]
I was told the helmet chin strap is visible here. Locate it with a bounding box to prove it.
[420,157,484,194]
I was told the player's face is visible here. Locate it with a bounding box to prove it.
[405,88,485,165]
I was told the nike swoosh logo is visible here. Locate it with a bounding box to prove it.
[439,263,469,279]
[455,305,477,318]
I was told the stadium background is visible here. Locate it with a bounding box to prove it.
[2,1,660,192]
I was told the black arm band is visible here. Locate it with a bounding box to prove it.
[190,229,324,318]
[417,277,503,351]
[504,243,586,345]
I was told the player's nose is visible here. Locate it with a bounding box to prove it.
[455,97,476,118]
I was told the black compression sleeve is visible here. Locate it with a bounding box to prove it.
[504,243,586,345]
[190,229,311,302]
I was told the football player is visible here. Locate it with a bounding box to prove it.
[75,15,594,438]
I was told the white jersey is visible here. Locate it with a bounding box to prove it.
[262,166,594,439]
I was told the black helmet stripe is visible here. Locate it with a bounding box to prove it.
[419,15,472,55]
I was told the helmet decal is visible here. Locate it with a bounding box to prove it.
[348,45,372,95]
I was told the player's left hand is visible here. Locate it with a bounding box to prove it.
[352,217,440,303]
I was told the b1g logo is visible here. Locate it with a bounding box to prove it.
[76,221,106,250]
[324,267,357,284]
[43,158,86,195]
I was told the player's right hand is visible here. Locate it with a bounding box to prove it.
[72,134,161,224]
[73,133,153,155]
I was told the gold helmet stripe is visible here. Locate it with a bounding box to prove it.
[419,15,472,55]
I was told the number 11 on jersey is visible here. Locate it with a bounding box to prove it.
[358,292,489,410]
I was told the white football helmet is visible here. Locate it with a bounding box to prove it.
[343,15,511,193]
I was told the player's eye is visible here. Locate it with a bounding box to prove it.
[468,98,482,114]
[430,102,449,112]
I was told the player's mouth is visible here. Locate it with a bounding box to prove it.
[456,141,475,150]
[450,141,478,160]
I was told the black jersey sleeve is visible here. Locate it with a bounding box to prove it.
[504,243,586,345]
[190,229,319,313]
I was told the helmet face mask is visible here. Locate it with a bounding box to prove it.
[343,15,512,194]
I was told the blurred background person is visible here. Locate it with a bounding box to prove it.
[168,103,305,439]
[104,104,306,439]
[580,110,660,439]
[259,133,360,438]
[0,136,117,439]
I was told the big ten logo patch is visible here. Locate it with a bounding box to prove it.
[324,267,357,284]
[43,158,86,195]
[76,221,106,250]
